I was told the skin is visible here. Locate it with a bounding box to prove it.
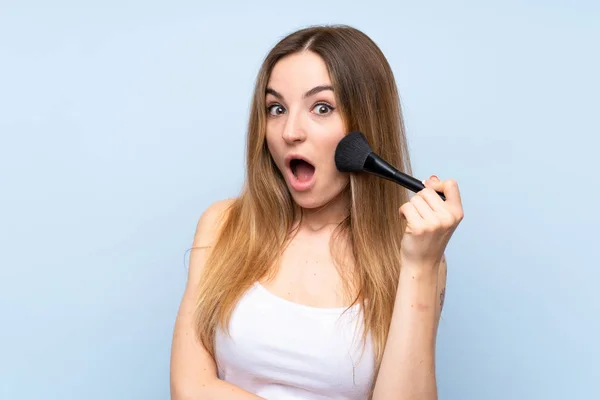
[169,50,464,400]
[374,175,462,400]
[265,51,349,215]
[261,51,353,308]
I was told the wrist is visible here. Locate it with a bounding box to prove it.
[400,259,440,279]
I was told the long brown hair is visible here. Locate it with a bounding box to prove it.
[194,24,413,383]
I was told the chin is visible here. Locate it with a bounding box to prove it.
[288,182,348,210]
[289,192,325,209]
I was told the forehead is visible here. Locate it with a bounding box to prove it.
[267,51,332,93]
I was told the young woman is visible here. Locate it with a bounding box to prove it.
[170,25,464,400]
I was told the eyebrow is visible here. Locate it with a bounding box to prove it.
[265,85,334,101]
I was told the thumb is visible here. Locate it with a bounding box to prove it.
[423,174,443,190]
[423,175,463,211]
[422,174,448,202]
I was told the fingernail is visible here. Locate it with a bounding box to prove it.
[430,175,439,182]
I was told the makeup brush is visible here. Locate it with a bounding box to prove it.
[334,131,446,201]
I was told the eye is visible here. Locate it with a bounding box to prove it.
[312,102,335,115]
[267,104,286,116]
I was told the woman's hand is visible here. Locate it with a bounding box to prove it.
[398,175,464,271]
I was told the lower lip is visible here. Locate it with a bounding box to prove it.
[287,168,316,192]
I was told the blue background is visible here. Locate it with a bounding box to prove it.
[1,1,598,399]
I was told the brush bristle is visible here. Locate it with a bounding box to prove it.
[334,131,373,172]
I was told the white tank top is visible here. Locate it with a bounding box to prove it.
[214,282,376,399]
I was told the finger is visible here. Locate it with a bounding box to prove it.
[440,179,463,218]
[419,184,460,228]
[411,194,437,223]
[444,179,462,204]
[399,203,425,230]
[422,176,447,202]
[425,177,463,218]
[422,176,444,194]
[418,187,446,212]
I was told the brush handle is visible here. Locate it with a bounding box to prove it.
[363,153,447,201]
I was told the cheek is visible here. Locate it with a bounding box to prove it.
[321,135,348,181]
[325,120,347,153]
[265,122,282,148]
[265,130,284,167]
[323,132,346,161]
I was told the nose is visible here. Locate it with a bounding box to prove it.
[281,111,306,144]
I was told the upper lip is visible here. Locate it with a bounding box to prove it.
[284,153,315,169]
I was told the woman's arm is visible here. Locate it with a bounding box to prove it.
[372,256,446,400]
[170,199,265,400]
[373,176,463,400]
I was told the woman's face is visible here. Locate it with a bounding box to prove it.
[265,51,349,210]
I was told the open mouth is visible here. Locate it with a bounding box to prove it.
[289,158,316,183]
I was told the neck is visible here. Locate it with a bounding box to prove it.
[294,191,350,233]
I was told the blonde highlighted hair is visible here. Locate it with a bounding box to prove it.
[194,24,413,386]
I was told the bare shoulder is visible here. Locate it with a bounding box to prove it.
[170,197,239,395]
[193,198,236,247]
[188,198,237,281]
